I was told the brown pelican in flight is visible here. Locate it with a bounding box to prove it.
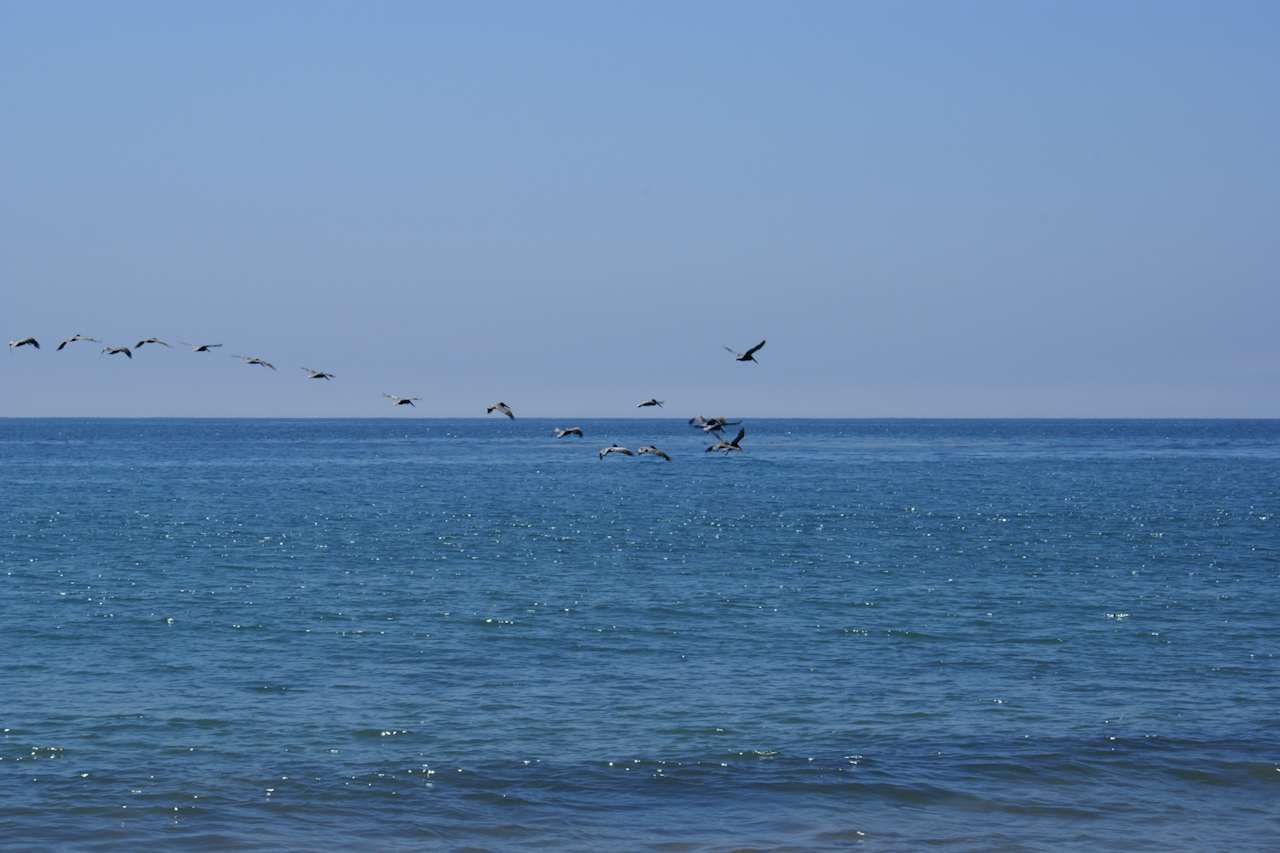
[487,401,515,419]
[706,428,745,453]
[637,398,664,408]
[135,338,172,349]
[638,445,672,461]
[302,367,335,380]
[233,355,276,370]
[724,339,766,363]
[56,334,99,351]
[383,394,420,407]
[598,444,635,460]
[554,427,584,438]
[102,345,133,359]
[182,342,223,353]
[689,415,741,433]
[8,337,39,350]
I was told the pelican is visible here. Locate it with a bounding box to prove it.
[638,445,672,461]
[302,367,335,380]
[706,428,745,453]
[8,337,39,350]
[724,339,766,363]
[637,398,664,408]
[56,334,99,351]
[487,401,515,419]
[598,444,634,460]
[233,355,276,370]
[182,342,222,353]
[554,427,584,438]
[383,394,420,407]
[102,345,133,359]
[689,415,741,433]
[135,338,172,349]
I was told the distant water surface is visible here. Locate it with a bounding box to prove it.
[1,419,1278,851]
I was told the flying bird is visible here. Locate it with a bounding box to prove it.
[182,342,223,353]
[486,401,515,419]
[638,445,672,461]
[302,367,335,380]
[637,398,664,408]
[135,338,172,349]
[383,394,420,407]
[8,337,39,350]
[56,334,99,351]
[706,428,746,453]
[724,339,766,363]
[689,415,741,433]
[233,355,276,370]
[554,427,584,438]
[598,444,635,460]
[102,346,133,359]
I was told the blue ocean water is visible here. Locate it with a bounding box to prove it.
[1,418,1277,851]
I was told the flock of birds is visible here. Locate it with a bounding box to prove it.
[8,334,767,462]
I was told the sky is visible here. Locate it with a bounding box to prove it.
[3,1,1278,417]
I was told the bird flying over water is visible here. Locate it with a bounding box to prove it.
[689,415,741,433]
[182,342,222,352]
[487,401,515,419]
[56,334,98,351]
[8,337,39,350]
[233,355,276,370]
[102,345,133,359]
[706,428,745,453]
[598,443,635,460]
[638,445,672,461]
[554,427,584,438]
[302,367,335,380]
[637,398,664,408]
[135,338,172,349]
[383,394,420,407]
[724,339,766,363]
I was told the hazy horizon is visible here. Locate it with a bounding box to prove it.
[4,2,1278,418]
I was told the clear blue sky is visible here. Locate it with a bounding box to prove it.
[3,1,1277,417]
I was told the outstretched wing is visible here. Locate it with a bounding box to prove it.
[744,339,766,357]
[729,428,745,447]
[57,340,68,351]
[723,345,737,355]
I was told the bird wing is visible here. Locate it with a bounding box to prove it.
[723,345,738,355]
[745,339,766,357]
[57,340,69,351]
[730,428,745,446]
[658,451,671,461]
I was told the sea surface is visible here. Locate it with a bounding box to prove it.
[1,418,1277,851]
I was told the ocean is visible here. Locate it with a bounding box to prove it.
[2,418,1277,851]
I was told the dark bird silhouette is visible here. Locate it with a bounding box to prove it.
[233,355,276,370]
[182,342,222,353]
[638,445,672,461]
[56,334,99,351]
[598,444,635,460]
[102,346,133,359]
[487,401,515,419]
[637,398,664,408]
[383,394,420,407]
[724,339,766,363]
[554,427,584,438]
[8,337,39,350]
[706,428,746,453]
[135,338,172,349]
[302,367,335,380]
